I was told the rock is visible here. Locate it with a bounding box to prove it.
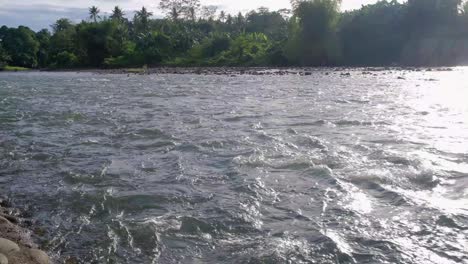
[304,72,312,76]
[0,238,19,255]
[0,217,8,225]
[397,76,406,80]
[26,249,50,264]
[0,199,10,208]
[0,217,36,248]
[0,253,7,264]
[0,215,19,225]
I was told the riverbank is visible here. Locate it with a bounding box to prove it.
[35,66,456,76]
[0,197,50,264]
[0,66,31,72]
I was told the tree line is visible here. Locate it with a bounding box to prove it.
[1,0,468,69]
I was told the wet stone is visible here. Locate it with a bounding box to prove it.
[26,249,50,264]
[0,253,7,264]
[0,238,19,255]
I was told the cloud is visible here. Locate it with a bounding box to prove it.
[0,4,89,31]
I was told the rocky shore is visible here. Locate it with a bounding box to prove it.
[0,197,50,264]
[42,66,454,76]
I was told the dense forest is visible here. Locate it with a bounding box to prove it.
[1,0,468,69]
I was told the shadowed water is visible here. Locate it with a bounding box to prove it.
[0,69,467,263]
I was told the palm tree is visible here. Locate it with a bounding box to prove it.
[134,6,153,31]
[51,18,73,33]
[89,6,100,23]
[219,11,226,22]
[110,6,125,22]
[235,12,244,25]
[226,14,233,25]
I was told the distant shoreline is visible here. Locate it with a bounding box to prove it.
[2,66,457,76]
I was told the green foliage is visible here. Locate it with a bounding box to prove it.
[159,0,201,20]
[245,8,289,41]
[339,0,406,65]
[286,0,342,66]
[2,0,468,68]
[36,29,51,68]
[193,33,231,58]
[405,0,461,33]
[104,42,137,67]
[110,6,125,22]
[134,7,153,33]
[206,33,272,66]
[52,18,74,33]
[54,51,78,68]
[49,19,76,62]
[107,22,130,57]
[75,22,111,66]
[89,6,101,23]
[0,43,11,69]
[135,31,172,65]
[2,66,30,71]
[0,26,39,68]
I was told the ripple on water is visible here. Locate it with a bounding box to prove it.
[1,71,467,263]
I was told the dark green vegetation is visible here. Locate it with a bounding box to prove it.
[2,0,468,70]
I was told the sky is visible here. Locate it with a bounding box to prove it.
[0,0,381,31]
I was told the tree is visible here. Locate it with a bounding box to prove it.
[110,6,125,22]
[2,0,468,69]
[278,9,292,20]
[49,19,77,66]
[339,0,406,65]
[89,6,101,23]
[55,51,78,68]
[159,0,182,20]
[201,5,218,20]
[226,14,233,25]
[404,0,462,34]
[286,0,342,65]
[75,21,117,66]
[188,33,231,62]
[1,26,40,67]
[52,18,74,33]
[0,43,11,68]
[135,32,172,65]
[187,7,197,21]
[246,8,288,40]
[134,7,153,32]
[36,29,51,67]
[219,11,227,22]
[170,7,181,20]
[183,0,201,19]
[159,0,201,20]
[234,12,246,32]
[217,33,271,65]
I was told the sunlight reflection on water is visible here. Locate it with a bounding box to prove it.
[0,69,467,263]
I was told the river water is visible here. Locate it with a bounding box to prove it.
[0,69,467,263]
